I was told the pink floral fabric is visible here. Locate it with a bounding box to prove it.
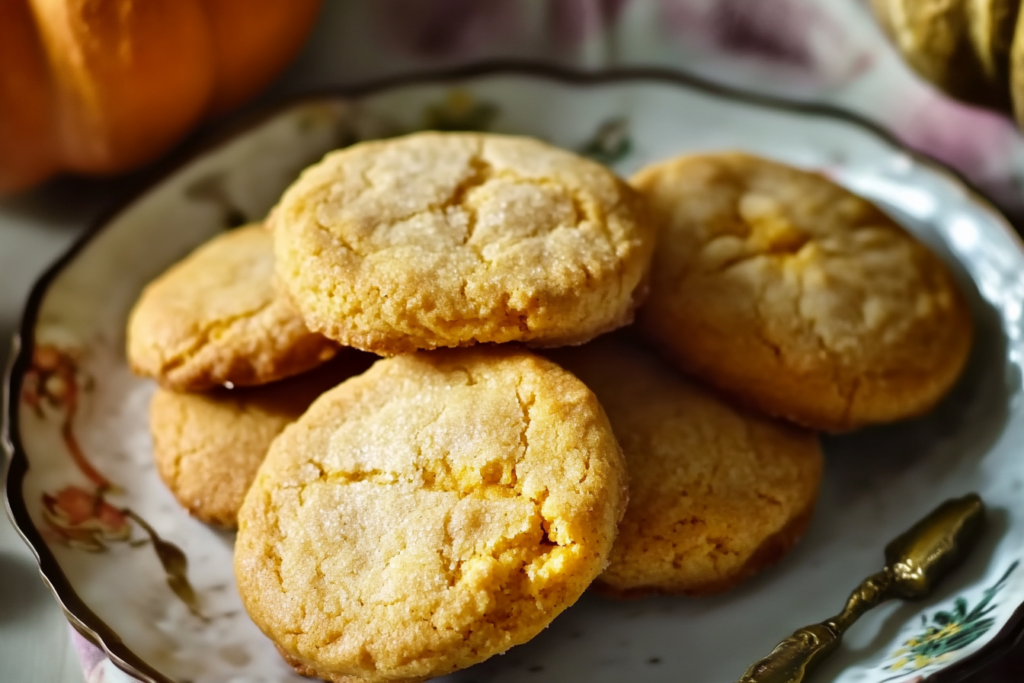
[72,629,142,683]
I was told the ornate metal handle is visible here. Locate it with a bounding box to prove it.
[736,494,986,683]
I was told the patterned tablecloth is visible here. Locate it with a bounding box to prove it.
[28,0,1024,681]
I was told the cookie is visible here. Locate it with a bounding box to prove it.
[548,335,823,596]
[632,152,972,432]
[127,224,338,391]
[235,347,627,683]
[271,131,655,355]
[150,351,376,528]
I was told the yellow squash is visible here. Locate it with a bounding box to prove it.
[870,0,1024,127]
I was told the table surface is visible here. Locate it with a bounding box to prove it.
[4,1,1024,681]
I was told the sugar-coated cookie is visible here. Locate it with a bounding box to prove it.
[548,335,823,596]
[127,224,338,391]
[632,153,972,432]
[271,131,655,355]
[235,347,627,683]
[150,351,376,528]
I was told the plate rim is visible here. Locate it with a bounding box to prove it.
[4,59,1023,683]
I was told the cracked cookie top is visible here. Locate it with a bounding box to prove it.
[234,347,628,683]
[127,224,338,391]
[150,351,376,528]
[632,153,972,432]
[270,132,656,355]
[548,335,822,597]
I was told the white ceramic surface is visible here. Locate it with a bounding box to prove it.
[5,69,1024,683]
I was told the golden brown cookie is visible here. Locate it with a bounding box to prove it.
[271,131,655,355]
[235,347,627,683]
[548,335,823,597]
[127,224,338,391]
[632,152,972,432]
[275,646,382,683]
[150,351,377,528]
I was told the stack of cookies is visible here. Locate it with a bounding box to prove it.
[127,133,972,683]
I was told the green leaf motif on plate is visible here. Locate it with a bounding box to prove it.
[423,89,500,132]
[882,560,1019,677]
[579,118,632,165]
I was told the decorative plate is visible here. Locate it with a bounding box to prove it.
[5,64,1024,683]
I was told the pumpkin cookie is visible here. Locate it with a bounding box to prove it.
[235,347,627,683]
[150,351,376,528]
[632,153,972,432]
[271,131,655,355]
[548,335,823,597]
[127,224,338,391]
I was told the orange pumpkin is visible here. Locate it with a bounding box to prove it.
[0,0,322,193]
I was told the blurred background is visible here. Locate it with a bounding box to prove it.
[2,0,1024,681]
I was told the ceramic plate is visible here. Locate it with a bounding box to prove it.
[5,64,1024,683]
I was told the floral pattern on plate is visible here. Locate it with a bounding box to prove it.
[882,561,1021,681]
[24,344,201,616]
